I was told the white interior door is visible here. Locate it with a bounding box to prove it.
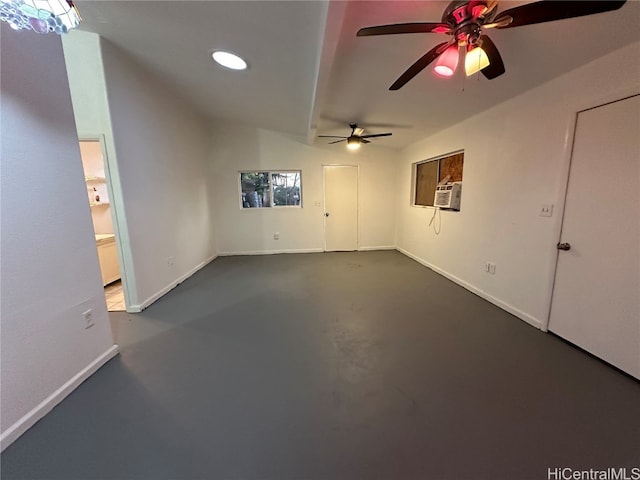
[324,165,358,251]
[549,94,640,379]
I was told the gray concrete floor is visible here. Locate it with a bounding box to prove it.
[2,251,639,480]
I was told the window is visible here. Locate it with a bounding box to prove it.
[240,171,301,208]
[413,151,464,207]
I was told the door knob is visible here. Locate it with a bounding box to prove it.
[324,212,330,217]
[557,242,571,251]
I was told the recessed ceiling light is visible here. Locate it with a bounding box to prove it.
[212,51,247,71]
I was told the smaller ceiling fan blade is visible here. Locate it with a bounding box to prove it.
[357,23,450,37]
[328,139,346,144]
[494,1,626,29]
[361,133,393,139]
[318,135,348,139]
[390,41,450,90]
[479,35,505,80]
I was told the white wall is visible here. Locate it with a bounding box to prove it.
[63,32,217,310]
[0,24,117,450]
[61,31,111,135]
[395,42,640,329]
[209,124,396,254]
[62,30,135,301]
[99,39,217,309]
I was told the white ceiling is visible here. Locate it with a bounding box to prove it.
[75,1,640,149]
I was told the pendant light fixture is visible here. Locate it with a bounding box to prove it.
[465,45,490,76]
[433,44,459,77]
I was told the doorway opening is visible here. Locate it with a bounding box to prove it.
[79,138,126,312]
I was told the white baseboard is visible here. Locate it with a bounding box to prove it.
[396,247,542,330]
[0,345,119,452]
[358,245,396,251]
[128,254,218,312]
[219,247,396,256]
[217,248,324,256]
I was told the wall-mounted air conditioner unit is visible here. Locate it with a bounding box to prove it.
[434,182,461,210]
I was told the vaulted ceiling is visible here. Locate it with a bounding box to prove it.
[75,1,640,149]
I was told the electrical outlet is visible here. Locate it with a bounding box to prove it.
[539,204,553,217]
[484,262,490,272]
[167,256,175,267]
[83,309,94,329]
[488,262,496,275]
[273,232,280,240]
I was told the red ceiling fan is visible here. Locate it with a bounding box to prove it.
[357,0,626,90]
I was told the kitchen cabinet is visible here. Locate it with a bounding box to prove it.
[96,234,120,286]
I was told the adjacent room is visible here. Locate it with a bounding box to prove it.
[1,1,639,479]
[79,139,126,311]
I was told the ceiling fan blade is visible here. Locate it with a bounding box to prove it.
[318,135,348,139]
[494,0,626,29]
[357,23,451,37]
[361,139,371,144]
[486,0,499,15]
[390,41,450,91]
[479,35,505,80]
[328,139,346,144]
[482,16,515,29]
[361,133,393,139]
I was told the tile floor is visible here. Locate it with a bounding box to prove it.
[104,280,125,311]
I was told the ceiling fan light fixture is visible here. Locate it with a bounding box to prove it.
[433,44,459,77]
[465,45,490,76]
[346,137,361,150]
[212,50,247,70]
